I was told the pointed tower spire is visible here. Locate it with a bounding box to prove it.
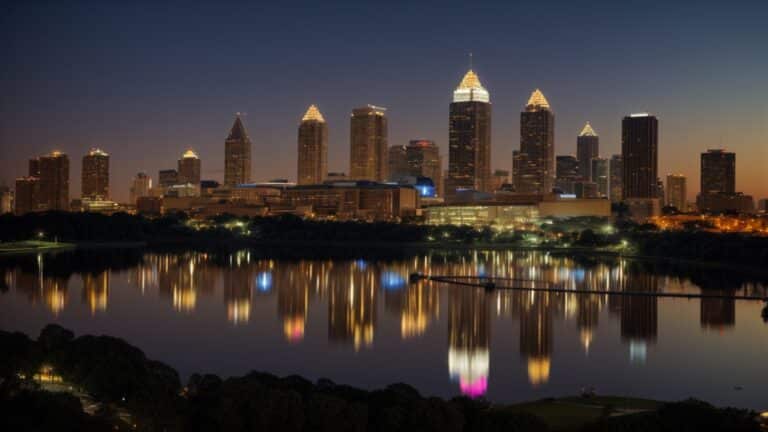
[227,115,248,140]
[301,104,325,123]
[526,89,550,111]
[579,121,598,137]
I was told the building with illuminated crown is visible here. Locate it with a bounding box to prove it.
[177,149,201,186]
[446,69,491,200]
[577,122,599,181]
[514,89,555,195]
[297,104,328,185]
[350,105,388,181]
[81,148,109,199]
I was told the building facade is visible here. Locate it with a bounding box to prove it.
[39,151,70,211]
[514,89,554,195]
[297,104,328,185]
[591,157,609,198]
[350,105,388,181]
[387,145,409,181]
[576,122,598,181]
[178,149,201,186]
[224,115,252,186]
[666,174,687,211]
[81,148,109,199]
[609,155,623,202]
[406,140,442,196]
[159,169,178,188]
[446,70,491,199]
[555,155,579,194]
[130,172,152,205]
[621,114,658,199]
[14,177,40,215]
[700,149,735,195]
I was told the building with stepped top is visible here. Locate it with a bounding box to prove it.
[514,89,555,195]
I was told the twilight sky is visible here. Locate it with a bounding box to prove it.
[2,0,767,203]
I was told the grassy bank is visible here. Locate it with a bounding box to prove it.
[0,240,76,255]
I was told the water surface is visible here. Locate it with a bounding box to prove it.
[1,249,766,409]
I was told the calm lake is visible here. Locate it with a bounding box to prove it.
[1,248,767,409]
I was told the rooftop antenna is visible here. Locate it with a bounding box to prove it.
[469,52,473,70]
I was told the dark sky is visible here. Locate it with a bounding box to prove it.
[2,0,767,202]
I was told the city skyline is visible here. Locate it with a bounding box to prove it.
[2,2,767,202]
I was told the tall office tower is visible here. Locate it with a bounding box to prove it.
[387,145,409,181]
[515,89,554,194]
[591,157,609,198]
[28,158,41,177]
[224,115,252,186]
[39,151,70,211]
[577,122,599,181]
[407,140,442,192]
[297,104,328,185]
[81,148,109,199]
[177,149,201,185]
[350,105,388,181]
[158,169,178,188]
[446,70,491,198]
[700,149,735,195]
[609,154,623,202]
[666,174,687,210]
[621,114,658,199]
[129,172,152,204]
[555,155,580,194]
[14,177,39,214]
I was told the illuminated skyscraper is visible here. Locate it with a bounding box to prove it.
[350,105,388,181]
[0,185,12,214]
[515,89,554,194]
[297,104,328,185]
[81,148,109,199]
[621,114,658,199]
[39,151,69,211]
[177,149,201,185]
[129,172,152,204]
[158,169,178,188]
[609,155,623,202]
[577,122,599,181]
[447,70,491,199]
[224,115,252,186]
[666,174,687,210]
[700,149,735,195]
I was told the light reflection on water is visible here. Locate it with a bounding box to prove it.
[1,249,767,409]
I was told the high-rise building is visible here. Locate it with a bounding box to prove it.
[666,174,686,211]
[591,158,609,198]
[406,140,441,194]
[81,148,109,199]
[446,70,491,198]
[158,169,178,188]
[609,154,623,202]
[177,149,201,186]
[39,151,70,211]
[0,185,13,214]
[14,177,39,214]
[297,104,328,185]
[129,172,152,205]
[555,155,579,194]
[388,145,409,181]
[700,149,735,195]
[577,122,599,181]
[350,105,388,181]
[621,114,658,199]
[224,115,252,186]
[515,89,554,195]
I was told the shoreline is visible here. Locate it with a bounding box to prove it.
[3,238,766,278]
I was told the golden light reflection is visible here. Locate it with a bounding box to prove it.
[527,357,551,386]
